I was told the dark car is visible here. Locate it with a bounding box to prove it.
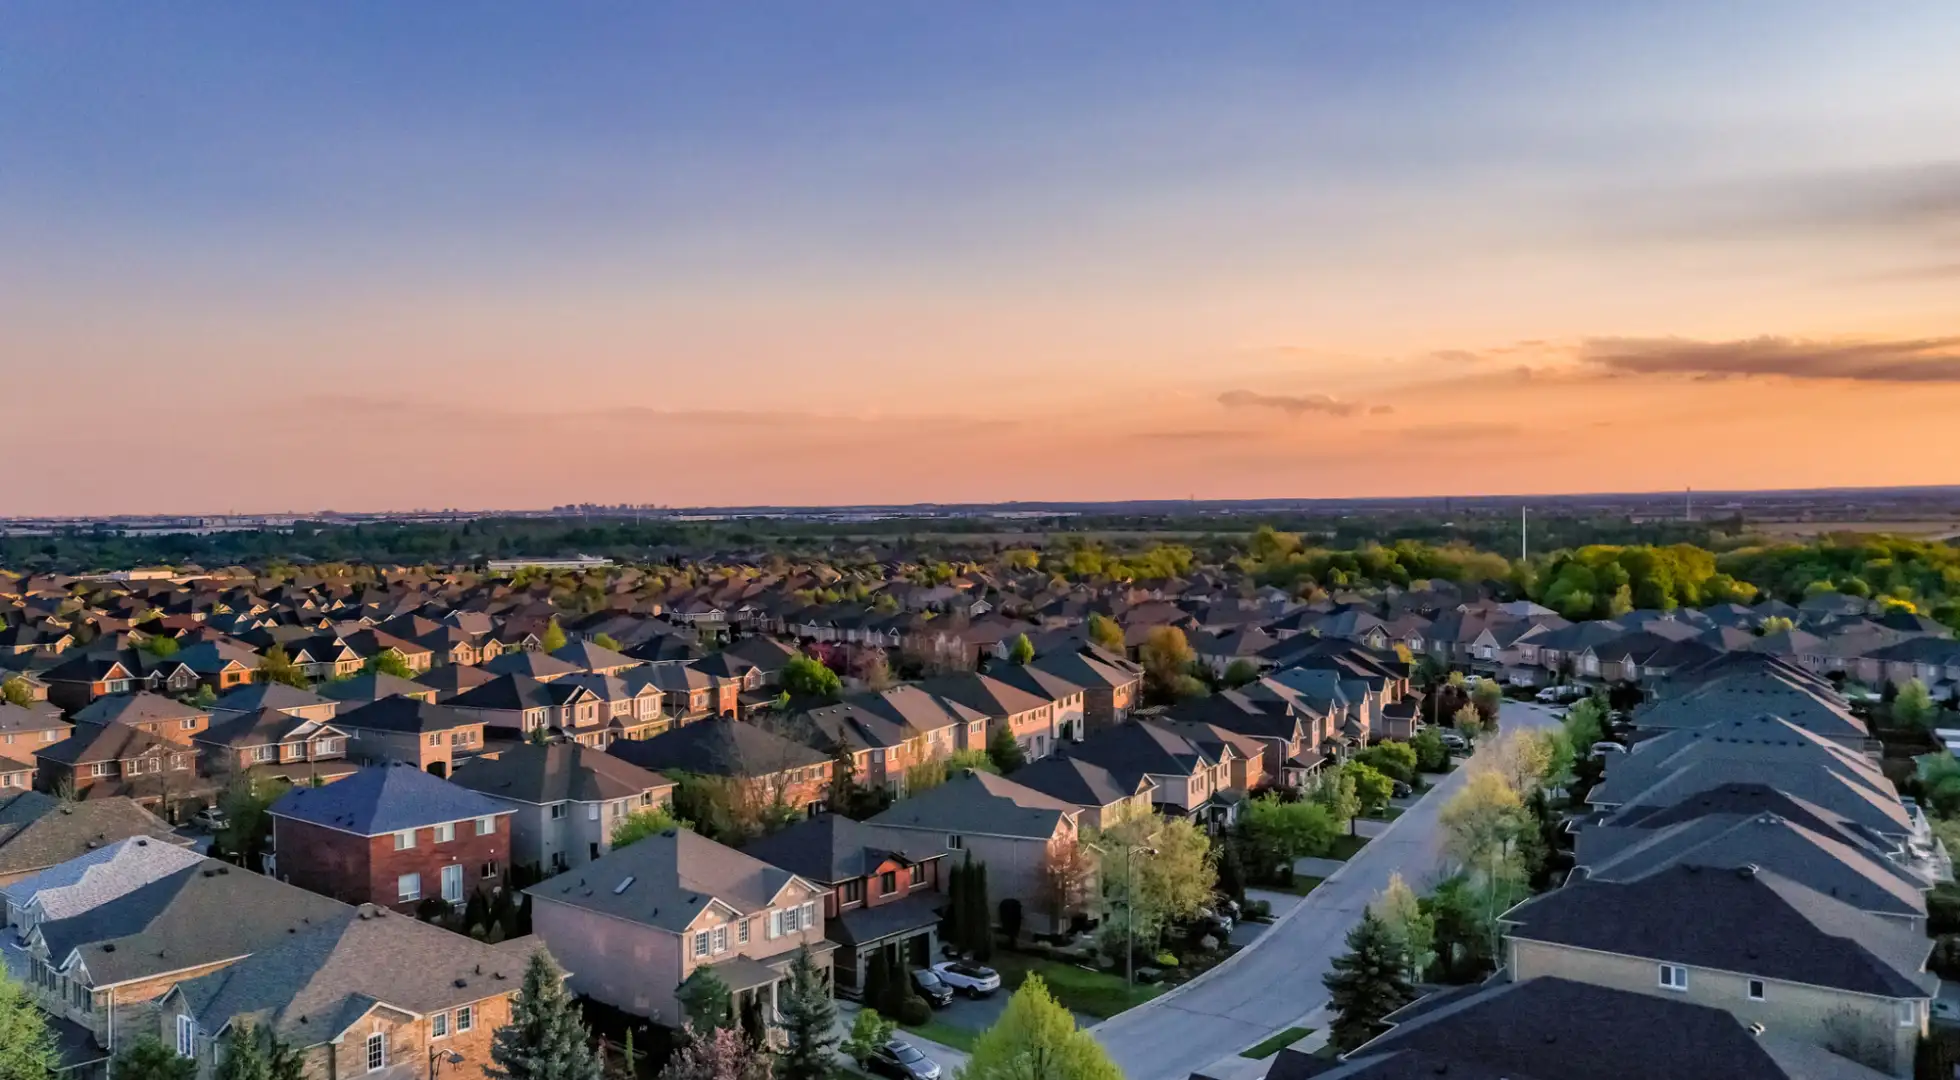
[866,1040,942,1080]
[910,968,955,1008]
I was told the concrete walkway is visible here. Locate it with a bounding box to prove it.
[1090,701,1563,1080]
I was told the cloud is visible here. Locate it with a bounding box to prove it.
[1369,404,1396,415]
[1218,389,1369,417]
[1579,335,1960,383]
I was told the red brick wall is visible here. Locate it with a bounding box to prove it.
[272,814,511,912]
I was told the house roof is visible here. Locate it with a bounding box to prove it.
[71,691,207,727]
[36,721,183,767]
[450,742,671,806]
[210,682,336,716]
[197,708,342,749]
[867,770,1076,841]
[331,695,474,734]
[526,826,806,933]
[741,813,943,883]
[606,717,828,779]
[483,650,581,681]
[1504,864,1934,999]
[913,672,1051,719]
[270,761,511,835]
[550,639,642,673]
[413,662,497,699]
[316,671,435,704]
[831,892,944,949]
[0,794,187,878]
[1008,754,1154,810]
[0,834,204,920]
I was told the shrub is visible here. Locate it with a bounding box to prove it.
[1933,936,1960,980]
[1155,951,1180,968]
[894,995,933,1026]
[1245,899,1272,920]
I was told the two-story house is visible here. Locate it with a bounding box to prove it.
[71,692,209,745]
[447,673,606,746]
[194,708,357,787]
[915,672,1061,762]
[1062,720,1241,830]
[744,814,945,999]
[0,794,185,887]
[0,701,73,770]
[451,743,675,874]
[35,722,210,814]
[526,826,834,1028]
[330,696,486,778]
[207,681,341,725]
[608,717,833,817]
[1027,646,1143,736]
[1,834,202,938]
[267,762,514,913]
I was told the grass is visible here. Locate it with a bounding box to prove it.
[1239,1027,1315,1059]
[1273,874,1325,896]
[989,950,1169,1018]
[1326,833,1369,860]
[898,1018,979,1054]
[1368,805,1407,822]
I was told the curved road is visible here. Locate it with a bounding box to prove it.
[1091,701,1562,1080]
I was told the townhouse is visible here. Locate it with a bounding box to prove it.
[607,717,833,817]
[194,707,357,787]
[331,696,487,778]
[450,742,675,874]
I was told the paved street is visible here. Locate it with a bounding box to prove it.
[1091,701,1563,1080]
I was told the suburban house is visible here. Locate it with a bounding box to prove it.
[1027,645,1143,734]
[556,671,669,742]
[744,813,946,999]
[0,834,202,939]
[779,685,978,798]
[483,649,581,683]
[193,708,358,787]
[159,904,531,1080]
[1061,720,1243,830]
[71,692,210,745]
[446,673,606,745]
[0,793,186,886]
[1006,754,1157,830]
[267,762,515,912]
[867,769,1087,934]
[525,826,834,1028]
[450,743,675,874]
[330,696,487,778]
[915,672,1062,762]
[208,681,341,725]
[39,654,145,714]
[608,717,834,818]
[551,639,644,676]
[317,671,440,707]
[34,721,209,813]
[0,701,72,760]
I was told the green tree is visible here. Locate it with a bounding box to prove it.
[782,656,843,701]
[1221,659,1261,689]
[1562,697,1606,751]
[213,1022,302,1080]
[1008,633,1035,665]
[1758,615,1796,635]
[609,807,680,849]
[1238,796,1340,876]
[1323,910,1417,1052]
[214,778,279,869]
[1086,613,1125,654]
[842,1008,895,1066]
[0,677,33,709]
[1410,727,1448,773]
[257,645,309,689]
[1895,679,1937,729]
[1307,768,1361,829]
[141,635,180,658]
[960,974,1123,1080]
[1138,626,1196,701]
[0,969,57,1080]
[1368,873,1435,981]
[540,620,568,653]
[986,725,1026,775]
[776,946,837,1080]
[590,633,622,651]
[1098,815,1215,953]
[1356,741,1417,784]
[112,1036,197,1080]
[490,951,604,1080]
[966,860,994,961]
[1343,761,1395,817]
[1451,702,1483,740]
[192,683,219,707]
[364,650,413,679]
[1471,679,1503,725]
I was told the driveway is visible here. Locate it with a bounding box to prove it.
[1090,700,1563,1080]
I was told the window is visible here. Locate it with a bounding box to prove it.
[442,864,464,904]
[181,717,197,730]
[802,900,816,928]
[366,1033,387,1073]
[909,864,925,887]
[434,822,455,843]
[588,804,600,821]
[90,762,115,778]
[395,829,416,849]
[428,734,442,747]
[737,919,750,945]
[1658,964,1688,991]
[176,1015,196,1058]
[476,816,495,835]
[482,860,501,879]
[841,880,863,905]
[712,926,728,953]
[782,905,800,934]
[947,834,963,850]
[551,804,567,820]
[1747,980,1765,1001]
[456,1006,473,1033]
[640,790,655,807]
[251,746,274,762]
[432,1011,449,1039]
[398,873,422,902]
[694,931,711,958]
[880,871,897,895]
[768,910,782,939]
[1897,1001,1919,1028]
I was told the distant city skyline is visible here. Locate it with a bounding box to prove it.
[6,3,1958,514]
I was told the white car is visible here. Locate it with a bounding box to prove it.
[931,961,1002,997]
[1590,741,1627,756]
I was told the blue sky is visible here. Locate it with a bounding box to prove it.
[4,3,1957,511]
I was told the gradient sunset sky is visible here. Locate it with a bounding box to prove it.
[5,3,1958,514]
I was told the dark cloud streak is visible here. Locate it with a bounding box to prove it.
[1581,335,1960,383]
[1218,389,1369,417]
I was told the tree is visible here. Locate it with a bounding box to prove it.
[861,950,893,1022]
[1471,679,1502,725]
[591,633,622,651]
[112,1036,196,1080]
[0,677,33,709]
[214,778,279,870]
[1323,911,1416,1052]
[1758,614,1796,635]
[1221,659,1261,689]
[986,725,1026,775]
[540,620,568,653]
[1895,679,1937,729]
[1411,727,1448,773]
[610,807,680,849]
[490,951,604,1080]
[364,650,413,679]
[1450,702,1483,740]
[1086,614,1125,654]
[655,1026,772,1080]
[961,974,1123,1080]
[776,946,837,1080]
[141,635,180,658]
[1342,761,1395,817]
[192,683,219,707]
[1008,634,1035,665]
[1425,874,1498,983]
[257,645,309,689]
[1239,796,1340,876]
[966,859,995,961]
[1481,729,1554,798]
[1368,873,1434,981]
[841,1008,895,1066]
[0,969,57,1080]
[1138,626,1196,701]
[1562,697,1606,751]
[213,1023,302,1080]
[1356,741,1417,784]
[1040,840,1097,929]
[676,969,736,1035]
[1438,770,1528,873]
[1099,815,1215,953]
[781,656,842,702]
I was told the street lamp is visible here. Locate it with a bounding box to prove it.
[1086,839,1157,987]
[430,1048,464,1080]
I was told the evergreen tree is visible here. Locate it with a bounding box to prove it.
[112,1037,197,1080]
[0,970,58,1080]
[986,725,1025,775]
[967,861,994,961]
[213,1024,301,1080]
[776,946,837,1080]
[1323,911,1417,1052]
[675,969,735,1035]
[944,858,969,953]
[861,951,892,1020]
[961,975,1121,1080]
[489,951,603,1080]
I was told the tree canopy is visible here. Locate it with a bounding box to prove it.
[960,975,1124,1080]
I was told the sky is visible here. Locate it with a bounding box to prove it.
[4,2,1958,514]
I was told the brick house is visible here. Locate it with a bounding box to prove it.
[744,814,945,998]
[330,696,486,778]
[159,904,532,1080]
[39,655,142,714]
[608,717,833,818]
[450,742,675,875]
[194,708,357,787]
[267,762,514,913]
[208,681,341,725]
[35,722,211,815]
[915,672,1063,762]
[0,701,72,763]
[71,692,210,745]
[782,685,978,797]
[1029,646,1145,734]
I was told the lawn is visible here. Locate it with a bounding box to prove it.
[1326,833,1369,860]
[1368,806,1407,822]
[898,1018,979,1054]
[989,951,1168,1018]
[1239,1027,1315,1059]
[1271,874,1324,896]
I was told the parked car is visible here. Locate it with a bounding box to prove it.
[931,961,1002,997]
[191,806,230,832]
[1390,779,1413,799]
[866,1040,942,1080]
[910,968,955,1008]
[1590,741,1627,756]
[1439,731,1470,752]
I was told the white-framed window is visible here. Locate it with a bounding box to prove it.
[1747,980,1765,1001]
[551,804,567,819]
[802,900,816,928]
[476,816,494,835]
[250,746,274,763]
[434,822,455,843]
[588,804,600,821]
[176,1014,196,1058]
[398,873,421,901]
[394,829,416,850]
[768,910,783,939]
[1658,964,1688,991]
[1897,1001,1919,1028]
[90,762,115,778]
[181,718,197,730]
[947,835,963,850]
[428,733,442,747]
[737,919,750,945]
[432,1011,449,1039]
[442,864,464,904]
[694,931,710,958]
[366,1032,387,1072]
[456,1006,473,1033]
[712,926,728,954]
[782,905,801,934]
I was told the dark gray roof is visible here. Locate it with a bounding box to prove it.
[210,682,335,716]
[832,892,944,948]
[483,650,581,680]
[316,671,434,704]
[270,762,511,835]
[0,793,187,877]
[527,826,803,933]
[71,691,207,726]
[331,694,473,734]
[867,770,1075,841]
[741,813,942,883]
[1008,754,1152,809]
[450,742,671,805]
[1504,865,1934,999]
[606,717,828,778]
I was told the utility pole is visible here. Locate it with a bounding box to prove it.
[1685,486,1694,522]
[1520,506,1529,562]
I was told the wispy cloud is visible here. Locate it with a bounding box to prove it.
[1579,335,1960,383]
[1218,389,1371,417]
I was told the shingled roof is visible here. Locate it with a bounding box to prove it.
[270,762,511,835]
